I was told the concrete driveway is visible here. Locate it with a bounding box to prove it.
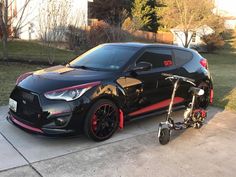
[0,105,236,177]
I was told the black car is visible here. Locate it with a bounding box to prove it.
[8,43,213,141]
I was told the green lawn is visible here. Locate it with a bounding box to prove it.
[0,40,76,64]
[203,52,236,111]
[0,63,45,105]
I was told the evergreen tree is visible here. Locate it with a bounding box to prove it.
[131,0,158,32]
[89,0,133,26]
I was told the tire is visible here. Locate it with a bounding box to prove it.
[194,122,203,129]
[159,128,171,145]
[197,82,211,109]
[84,99,119,142]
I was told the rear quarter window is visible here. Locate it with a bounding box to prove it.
[173,49,193,66]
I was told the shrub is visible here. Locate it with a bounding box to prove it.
[87,20,132,47]
[66,25,88,50]
[201,34,225,52]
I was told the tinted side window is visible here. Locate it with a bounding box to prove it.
[173,49,193,66]
[137,49,173,68]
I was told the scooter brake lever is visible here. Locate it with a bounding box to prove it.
[165,76,174,81]
[186,80,196,86]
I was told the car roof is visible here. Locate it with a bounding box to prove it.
[102,42,197,53]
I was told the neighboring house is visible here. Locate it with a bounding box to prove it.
[214,0,236,29]
[224,16,236,29]
[8,0,93,40]
[170,25,215,48]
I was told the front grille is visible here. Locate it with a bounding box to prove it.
[10,87,42,126]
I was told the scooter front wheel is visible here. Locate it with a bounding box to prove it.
[159,128,171,145]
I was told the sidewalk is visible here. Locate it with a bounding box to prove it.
[1,106,236,177]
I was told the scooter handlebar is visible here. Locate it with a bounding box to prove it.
[161,73,196,86]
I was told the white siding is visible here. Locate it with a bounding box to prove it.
[13,0,90,40]
[171,25,214,48]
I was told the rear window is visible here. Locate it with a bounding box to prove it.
[173,49,193,66]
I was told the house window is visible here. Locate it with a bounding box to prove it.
[192,32,196,43]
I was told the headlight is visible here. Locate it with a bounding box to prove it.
[44,81,101,101]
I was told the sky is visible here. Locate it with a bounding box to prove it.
[215,0,236,16]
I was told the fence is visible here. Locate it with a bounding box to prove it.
[130,30,173,44]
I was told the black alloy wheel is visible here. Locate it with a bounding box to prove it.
[84,99,119,141]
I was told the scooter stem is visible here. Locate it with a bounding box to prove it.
[166,79,179,121]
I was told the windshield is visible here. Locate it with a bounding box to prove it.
[69,45,138,71]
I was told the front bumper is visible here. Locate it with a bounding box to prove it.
[7,113,76,135]
[8,86,93,136]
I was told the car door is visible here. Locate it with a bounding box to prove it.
[124,47,184,117]
[134,47,178,104]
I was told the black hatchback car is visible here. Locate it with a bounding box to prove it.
[8,43,213,141]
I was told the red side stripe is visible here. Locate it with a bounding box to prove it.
[128,97,184,117]
[10,115,43,133]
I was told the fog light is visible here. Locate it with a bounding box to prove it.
[55,118,67,126]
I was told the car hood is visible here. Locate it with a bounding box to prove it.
[18,65,114,94]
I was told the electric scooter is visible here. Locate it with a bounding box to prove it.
[157,73,207,145]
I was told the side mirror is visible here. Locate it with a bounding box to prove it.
[132,62,152,72]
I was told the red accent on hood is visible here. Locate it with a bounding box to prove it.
[10,115,43,133]
[119,109,124,129]
[129,97,184,117]
[16,72,33,85]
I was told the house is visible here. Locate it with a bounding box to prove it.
[170,25,215,48]
[8,0,93,40]
[224,16,236,29]
[214,0,236,29]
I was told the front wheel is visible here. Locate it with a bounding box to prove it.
[84,99,119,142]
[159,128,171,145]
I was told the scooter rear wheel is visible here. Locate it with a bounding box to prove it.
[159,128,171,145]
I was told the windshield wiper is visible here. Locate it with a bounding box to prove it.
[69,65,101,71]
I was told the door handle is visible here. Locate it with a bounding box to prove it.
[156,80,159,88]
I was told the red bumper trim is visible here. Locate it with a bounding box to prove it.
[129,97,184,117]
[10,115,43,133]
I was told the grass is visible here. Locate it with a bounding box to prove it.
[203,52,236,111]
[0,40,76,64]
[202,30,236,111]
[0,63,45,105]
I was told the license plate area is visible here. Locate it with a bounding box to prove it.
[9,98,17,112]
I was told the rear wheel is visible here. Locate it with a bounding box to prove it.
[197,82,211,109]
[84,99,119,141]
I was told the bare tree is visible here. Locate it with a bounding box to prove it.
[0,0,32,60]
[0,0,9,60]
[157,0,215,48]
[38,0,71,64]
